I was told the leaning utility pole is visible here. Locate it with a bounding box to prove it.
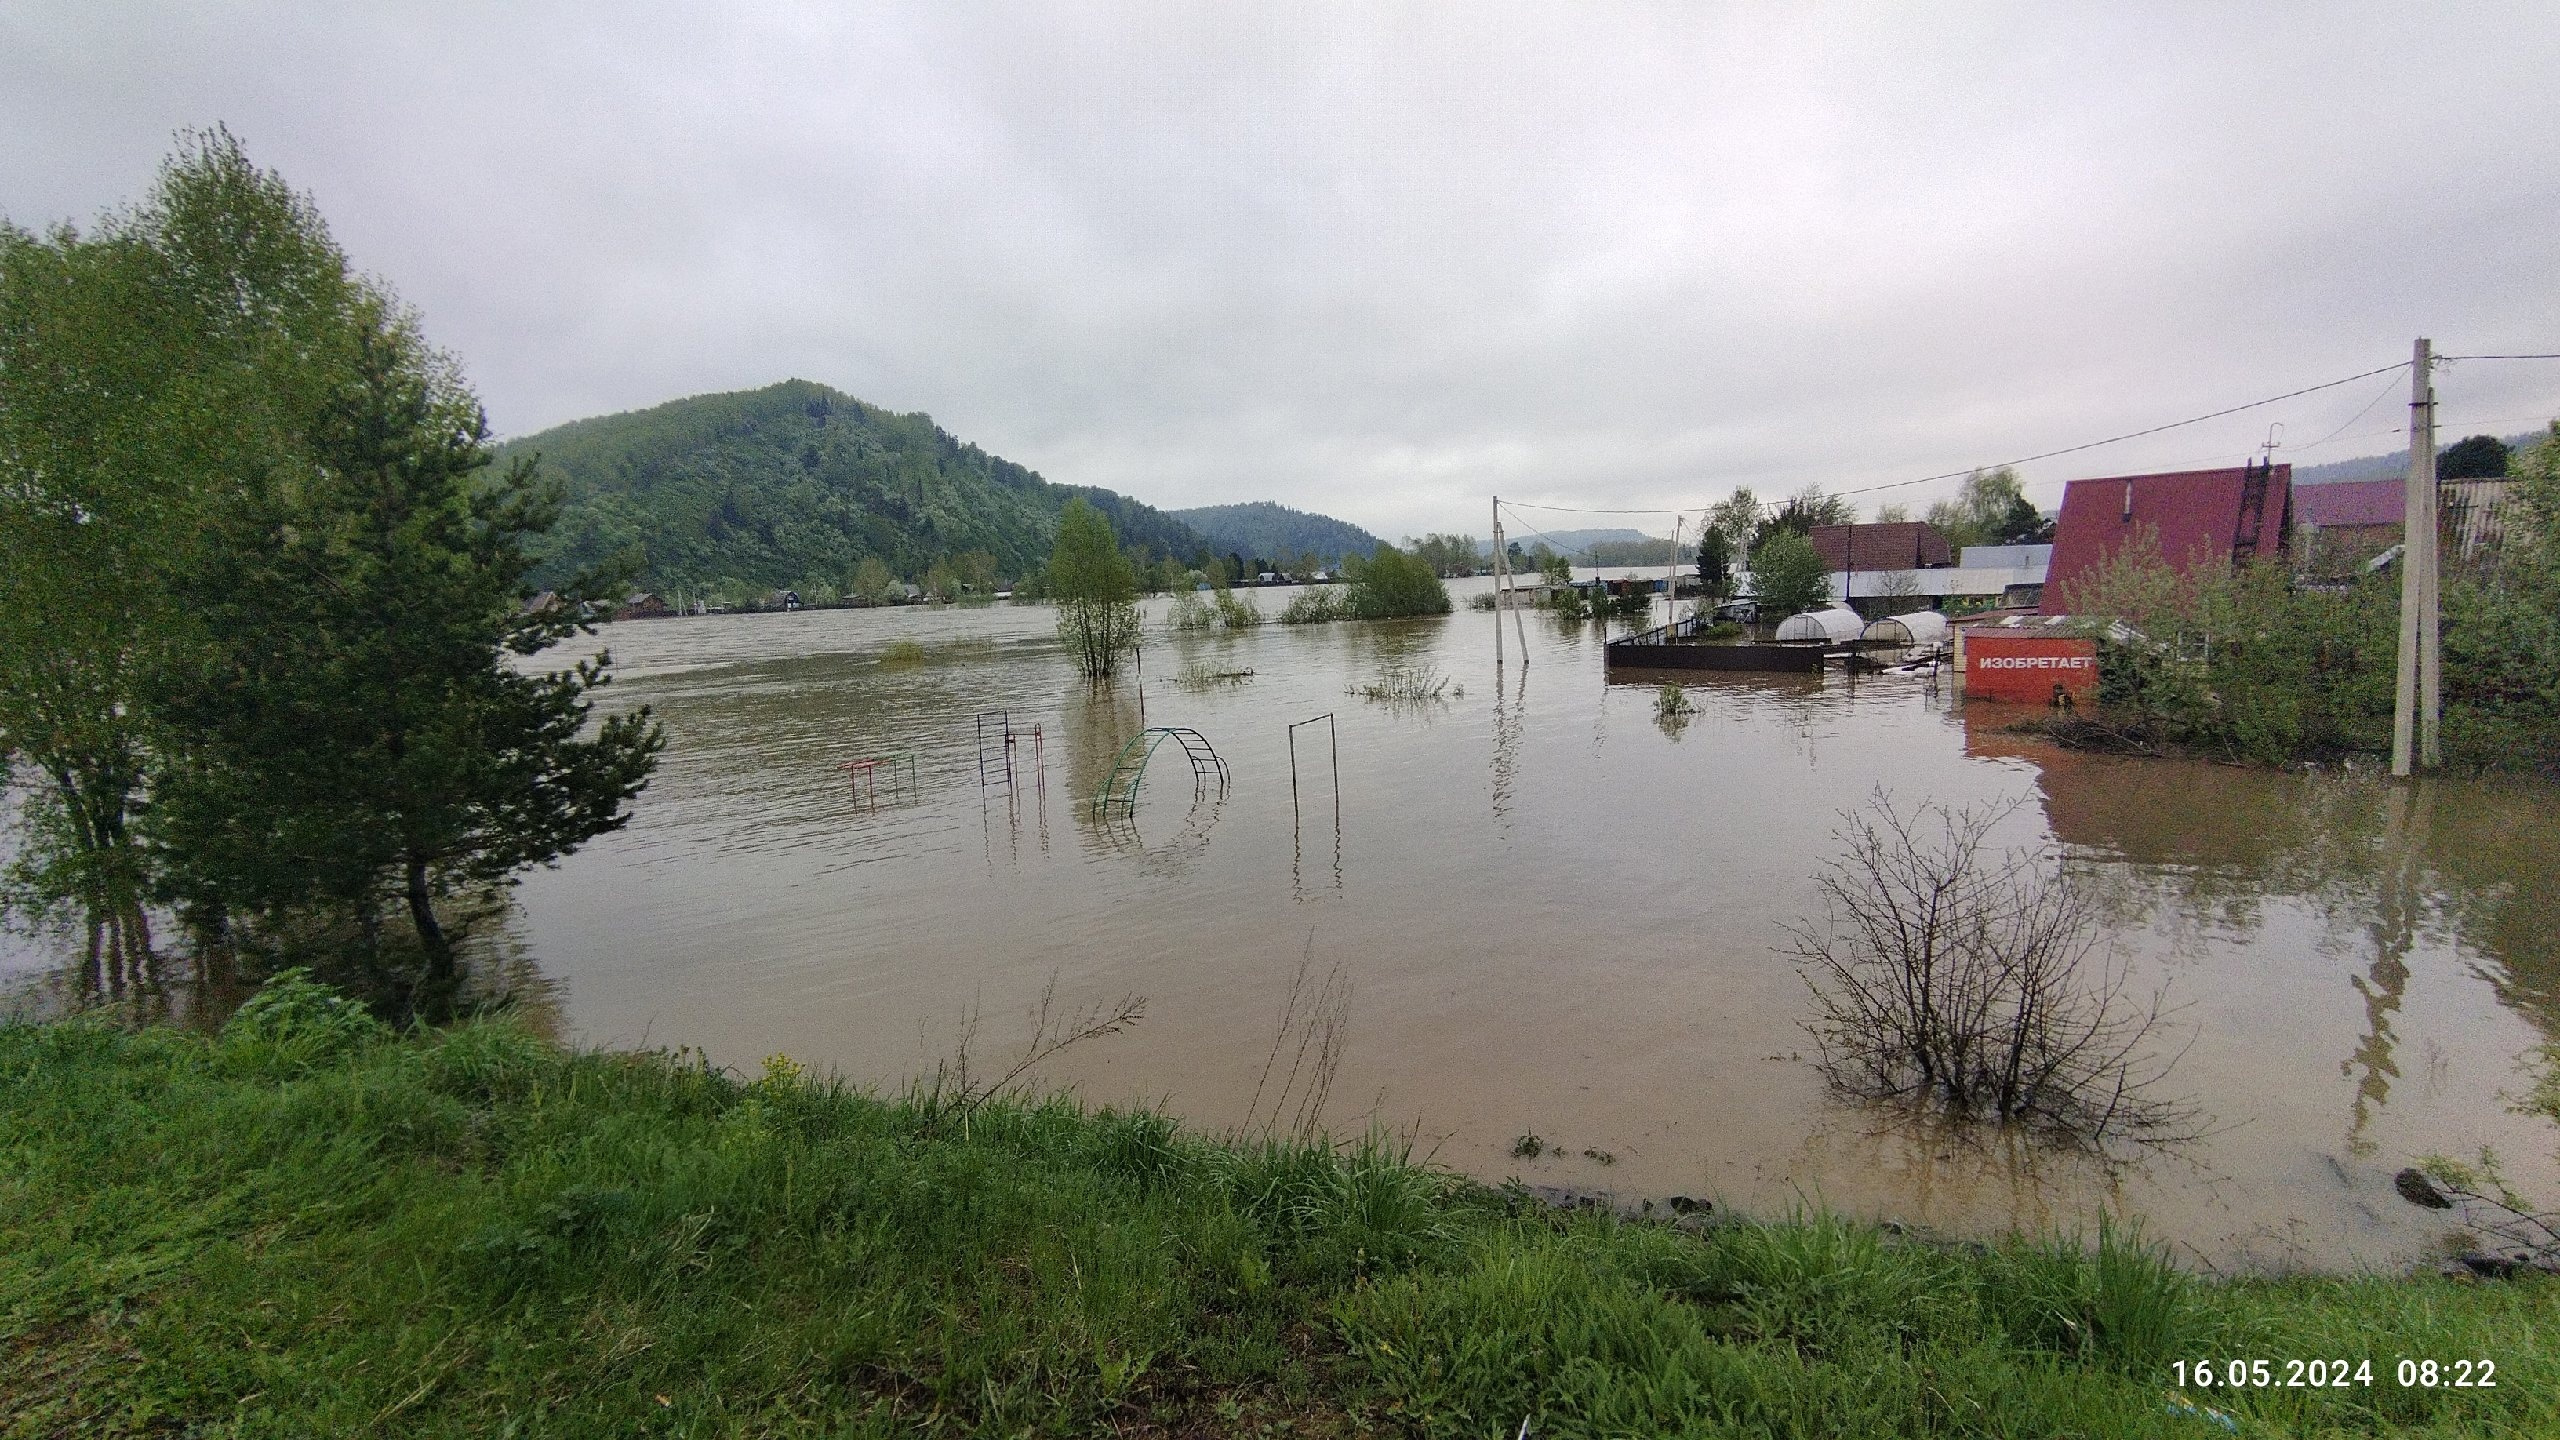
[2390,337,2440,777]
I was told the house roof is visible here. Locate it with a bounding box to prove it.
[2041,463,2291,615]
[1806,521,1953,572]
[2294,478,2404,529]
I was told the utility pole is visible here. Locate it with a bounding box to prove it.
[1491,496,1506,667]
[1511,538,1530,662]
[1663,516,1684,630]
[2390,337,2440,777]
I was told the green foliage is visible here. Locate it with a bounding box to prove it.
[848,554,899,604]
[505,380,1206,599]
[1695,527,1736,601]
[1168,501,1381,569]
[1279,587,1354,624]
[2068,490,2560,771]
[3,1014,2550,1437]
[1752,486,1856,551]
[2440,433,2512,480]
[1050,499,1142,680]
[218,967,391,1075]
[1927,466,2054,550]
[1344,544,1453,619]
[1402,533,1481,578]
[2437,422,2560,770]
[1748,528,1833,619]
[143,293,663,979]
[1581,537,1681,566]
[1,130,661,982]
[1349,665,1453,703]
[1212,589,1264,628]
[1708,487,1763,556]
[0,128,351,944]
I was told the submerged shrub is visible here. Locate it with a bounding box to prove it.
[1789,793,2193,1147]
[1345,544,1452,619]
[1164,592,1213,631]
[1349,665,1452,704]
[1212,589,1263,628]
[1280,587,1353,624]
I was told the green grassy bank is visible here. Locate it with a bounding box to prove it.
[3,987,2551,1437]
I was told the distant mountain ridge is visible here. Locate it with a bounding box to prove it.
[1475,526,1659,557]
[504,380,1206,594]
[1168,501,1383,565]
[2291,429,2546,486]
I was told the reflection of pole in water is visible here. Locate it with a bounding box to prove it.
[2344,783,2431,1155]
[1288,713,1343,900]
[1490,663,1524,823]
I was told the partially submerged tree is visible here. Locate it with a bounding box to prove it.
[1344,543,1452,618]
[1050,498,1142,679]
[147,294,663,986]
[1790,793,2193,1147]
[1695,527,1736,603]
[0,127,352,971]
[1746,528,1832,618]
[4,130,662,998]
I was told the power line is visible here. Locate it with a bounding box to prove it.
[1496,506,1605,560]
[1498,359,2415,517]
[1502,499,1687,516]
[2294,368,2410,453]
[1827,361,2411,499]
[2442,352,2560,361]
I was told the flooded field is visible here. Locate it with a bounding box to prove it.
[11,577,2559,1271]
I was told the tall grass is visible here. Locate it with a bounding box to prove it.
[2,994,2548,1437]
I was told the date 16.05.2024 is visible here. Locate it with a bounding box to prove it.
[2171,1359,2495,1389]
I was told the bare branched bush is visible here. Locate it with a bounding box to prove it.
[925,972,1146,1123]
[1789,792,2194,1147]
[1236,942,1353,1146]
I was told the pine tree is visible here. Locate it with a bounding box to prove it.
[144,277,660,990]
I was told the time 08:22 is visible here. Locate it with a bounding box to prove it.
[2171,1359,2497,1389]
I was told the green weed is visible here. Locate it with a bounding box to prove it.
[1,984,2549,1438]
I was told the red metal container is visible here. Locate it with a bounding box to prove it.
[1962,632,2098,705]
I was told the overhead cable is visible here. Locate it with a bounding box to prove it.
[1496,359,2416,516]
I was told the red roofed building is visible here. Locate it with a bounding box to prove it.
[1806,521,1954,573]
[2294,478,2404,530]
[2292,478,2403,577]
[2040,462,2290,615]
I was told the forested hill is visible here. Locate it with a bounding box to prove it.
[1167,501,1383,565]
[504,380,1207,595]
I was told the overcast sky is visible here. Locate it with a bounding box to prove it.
[7,3,2557,540]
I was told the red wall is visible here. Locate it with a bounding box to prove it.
[1962,632,2098,704]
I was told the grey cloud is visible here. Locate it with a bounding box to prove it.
[5,2,2556,540]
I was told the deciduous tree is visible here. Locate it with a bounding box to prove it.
[1050,499,1141,679]
[1747,528,1832,619]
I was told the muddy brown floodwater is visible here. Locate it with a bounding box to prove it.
[10,577,2558,1271]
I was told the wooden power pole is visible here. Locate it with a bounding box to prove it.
[2390,337,2440,777]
